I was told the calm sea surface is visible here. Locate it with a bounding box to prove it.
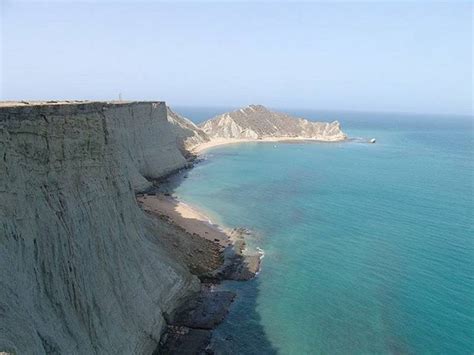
[170,109,473,354]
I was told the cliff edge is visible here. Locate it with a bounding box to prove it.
[0,101,199,354]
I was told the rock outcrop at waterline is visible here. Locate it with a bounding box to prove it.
[0,101,199,354]
[200,104,346,141]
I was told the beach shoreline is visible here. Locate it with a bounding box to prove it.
[192,136,347,153]
[140,136,347,353]
[138,176,263,353]
[137,193,231,248]
[138,191,263,275]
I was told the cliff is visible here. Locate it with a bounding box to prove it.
[166,107,210,155]
[200,104,346,141]
[0,101,199,354]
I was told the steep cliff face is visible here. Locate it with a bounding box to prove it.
[0,101,199,354]
[105,102,188,191]
[200,104,346,141]
[166,107,210,155]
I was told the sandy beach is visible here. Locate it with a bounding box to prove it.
[138,191,262,280]
[137,193,231,248]
[192,136,346,153]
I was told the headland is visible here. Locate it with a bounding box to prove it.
[0,100,345,354]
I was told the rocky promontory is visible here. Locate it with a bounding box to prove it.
[0,100,344,354]
[200,104,346,141]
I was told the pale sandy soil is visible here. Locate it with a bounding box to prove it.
[137,194,231,248]
[192,136,344,153]
[0,100,96,107]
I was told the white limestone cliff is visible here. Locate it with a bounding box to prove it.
[200,104,346,141]
[0,101,199,354]
[166,106,210,154]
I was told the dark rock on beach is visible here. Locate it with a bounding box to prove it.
[203,228,262,282]
[158,289,236,354]
[157,326,212,355]
[210,248,261,281]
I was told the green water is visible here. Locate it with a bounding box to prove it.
[171,111,473,354]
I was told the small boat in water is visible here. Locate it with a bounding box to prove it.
[369,138,376,143]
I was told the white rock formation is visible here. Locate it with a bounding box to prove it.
[166,106,210,154]
[200,104,346,141]
[0,101,199,354]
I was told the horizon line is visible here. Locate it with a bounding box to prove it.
[171,104,474,118]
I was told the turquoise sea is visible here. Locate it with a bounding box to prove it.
[171,109,473,354]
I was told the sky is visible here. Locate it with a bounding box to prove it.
[0,1,472,115]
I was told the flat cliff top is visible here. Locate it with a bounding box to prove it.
[0,100,164,108]
[0,100,168,121]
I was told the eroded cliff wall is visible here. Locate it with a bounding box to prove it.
[0,101,199,354]
[166,107,210,155]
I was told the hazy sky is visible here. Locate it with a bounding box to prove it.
[1,1,472,114]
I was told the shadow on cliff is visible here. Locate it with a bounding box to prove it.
[150,167,279,354]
